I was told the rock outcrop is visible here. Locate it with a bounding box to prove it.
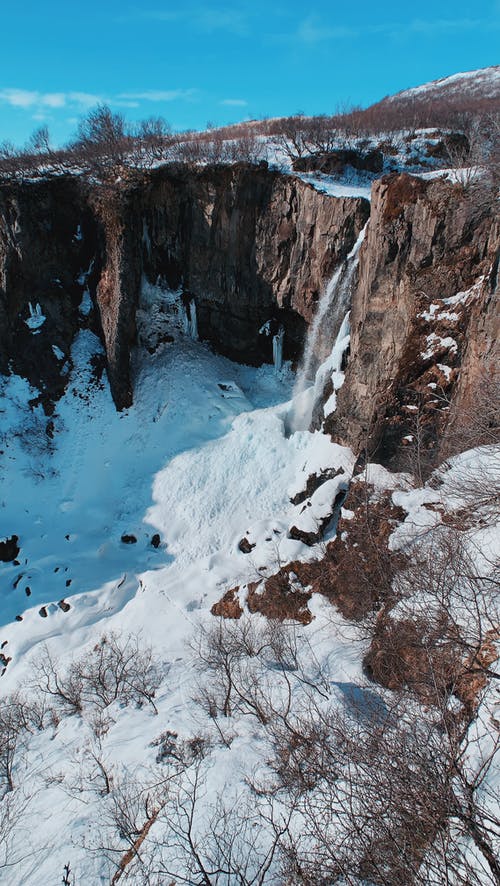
[326,174,499,472]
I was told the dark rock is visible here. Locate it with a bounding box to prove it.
[39,606,48,618]
[293,149,383,175]
[289,489,347,547]
[121,534,137,544]
[15,615,23,621]
[1,165,369,411]
[0,535,20,562]
[424,132,469,160]
[288,525,320,547]
[238,537,256,554]
[58,599,71,612]
[0,177,98,413]
[151,533,161,549]
[25,587,31,596]
[65,578,72,587]
[290,467,344,505]
[326,173,500,473]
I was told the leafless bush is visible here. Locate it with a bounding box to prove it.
[32,632,163,717]
[0,692,55,796]
[388,527,499,699]
[264,685,500,886]
[71,104,130,172]
[142,759,292,886]
[191,617,331,730]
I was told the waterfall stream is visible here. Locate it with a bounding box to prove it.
[288,222,368,433]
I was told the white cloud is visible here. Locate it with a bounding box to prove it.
[220,98,248,107]
[118,7,249,35]
[0,87,197,119]
[297,18,357,43]
[118,89,197,102]
[68,91,103,109]
[0,89,103,112]
[0,89,39,108]
[41,93,66,108]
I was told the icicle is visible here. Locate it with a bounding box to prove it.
[183,299,198,340]
[25,302,46,331]
[272,325,284,373]
[142,219,152,260]
[188,299,198,340]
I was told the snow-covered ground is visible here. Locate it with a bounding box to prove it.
[0,280,498,883]
[0,286,367,883]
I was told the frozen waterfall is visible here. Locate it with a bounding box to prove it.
[288,222,368,433]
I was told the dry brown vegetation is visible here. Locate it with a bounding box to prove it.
[1,85,498,183]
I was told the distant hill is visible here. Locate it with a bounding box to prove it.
[386,65,500,104]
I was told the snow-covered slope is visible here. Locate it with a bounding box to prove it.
[0,284,361,882]
[0,262,498,883]
[386,64,500,103]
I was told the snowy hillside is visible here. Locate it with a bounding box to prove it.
[0,267,498,883]
[387,65,500,103]
[0,282,358,882]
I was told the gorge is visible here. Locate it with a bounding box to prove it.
[0,101,499,884]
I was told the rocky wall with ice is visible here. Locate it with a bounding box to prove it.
[0,177,99,409]
[137,163,370,368]
[326,173,500,472]
[0,164,369,409]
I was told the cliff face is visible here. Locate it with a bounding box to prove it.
[0,165,369,409]
[326,174,499,472]
[0,165,497,461]
[0,178,97,407]
[138,164,369,365]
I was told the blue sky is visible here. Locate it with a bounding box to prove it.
[0,0,498,146]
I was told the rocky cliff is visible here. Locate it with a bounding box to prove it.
[0,177,98,408]
[0,165,369,410]
[325,174,499,472]
[139,164,369,368]
[0,166,497,462]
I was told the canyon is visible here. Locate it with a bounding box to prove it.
[1,162,497,472]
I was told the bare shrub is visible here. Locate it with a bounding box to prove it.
[0,692,54,796]
[32,632,162,717]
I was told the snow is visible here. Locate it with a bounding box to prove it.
[296,173,372,200]
[0,281,374,883]
[79,288,92,316]
[288,474,348,536]
[1,278,498,882]
[419,303,459,322]
[422,332,458,360]
[389,65,500,101]
[51,344,65,361]
[437,362,453,380]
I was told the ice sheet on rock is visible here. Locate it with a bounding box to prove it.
[24,302,46,331]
